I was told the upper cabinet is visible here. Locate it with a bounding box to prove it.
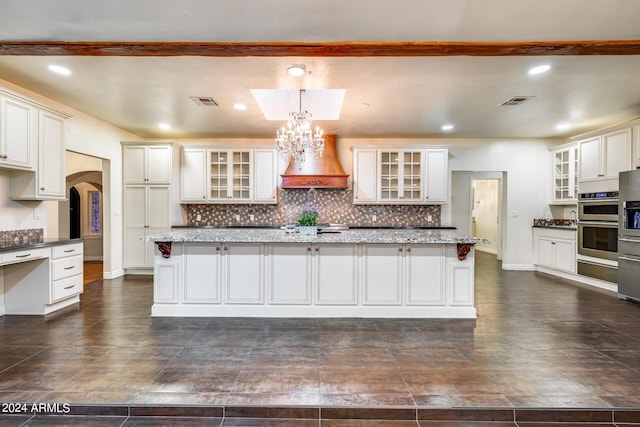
[179,147,278,204]
[578,128,632,183]
[353,147,448,204]
[2,89,70,201]
[634,124,640,170]
[549,143,578,204]
[123,144,172,185]
[0,93,37,171]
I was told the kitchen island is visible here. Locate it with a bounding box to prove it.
[144,228,485,318]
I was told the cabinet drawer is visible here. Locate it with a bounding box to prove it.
[0,247,49,265]
[51,255,83,281]
[51,275,83,303]
[52,243,83,259]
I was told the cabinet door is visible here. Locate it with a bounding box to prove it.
[38,110,65,198]
[379,151,400,201]
[315,244,358,305]
[554,239,576,273]
[578,137,601,182]
[425,149,448,203]
[537,237,555,268]
[209,150,229,200]
[353,149,377,203]
[230,150,251,200]
[253,149,278,203]
[123,185,148,268]
[405,245,445,305]
[224,244,264,304]
[183,244,221,303]
[269,244,312,304]
[180,148,207,202]
[146,145,172,184]
[123,146,147,184]
[401,151,423,201]
[362,244,402,305]
[0,95,36,170]
[146,186,171,266]
[603,128,632,179]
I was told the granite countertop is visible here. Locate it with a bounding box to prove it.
[144,228,486,245]
[0,238,83,253]
[532,225,577,230]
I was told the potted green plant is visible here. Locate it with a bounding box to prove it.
[298,202,318,235]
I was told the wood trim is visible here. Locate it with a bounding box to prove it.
[1,40,640,57]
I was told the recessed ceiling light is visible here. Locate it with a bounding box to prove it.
[355,103,370,110]
[158,123,171,130]
[441,124,454,131]
[555,122,571,131]
[48,64,71,76]
[287,65,307,77]
[233,103,247,111]
[528,64,551,75]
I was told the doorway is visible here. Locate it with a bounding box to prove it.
[450,171,505,260]
[69,187,81,239]
[472,179,500,255]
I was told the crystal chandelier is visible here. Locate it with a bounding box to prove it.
[275,89,324,163]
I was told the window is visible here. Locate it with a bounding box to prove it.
[89,191,101,233]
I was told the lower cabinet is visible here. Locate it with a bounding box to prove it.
[152,241,476,317]
[533,227,577,274]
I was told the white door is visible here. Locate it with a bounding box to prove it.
[405,244,445,305]
[0,95,35,169]
[183,244,221,303]
[315,244,358,305]
[224,243,264,304]
[362,244,402,305]
[38,111,65,198]
[123,146,147,184]
[253,149,278,203]
[472,179,500,255]
[269,244,312,304]
[578,137,601,181]
[180,148,207,202]
[425,149,448,202]
[353,149,377,203]
[123,185,147,268]
[146,145,172,184]
[146,186,171,266]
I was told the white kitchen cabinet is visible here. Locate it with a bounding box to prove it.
[180,148,207,202]
[223,243,264,304]
[123,185,171,270]
[253,149,278,203]
[180,148,278,204]
[405,244,445,305]
[314,243,358,305]
[0,93,37,171]
[363,244,403,305]
[425,149,449,203]
[353,149,378,203]
[578,128,632,183]
[268,244,312,304]
[550,143,578,204]
[9,106,69,200]
[154,244,181,304]
[634,125,640,169]
[183,243,221,303]
[353,147,448,204]
[50,242,84,303]
[533,227,576,274]
[123,144,172,185]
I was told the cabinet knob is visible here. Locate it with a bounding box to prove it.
[315,247,319,252]
[40,187,45,190]
[551,241,556,245]
[399,247,403,252]
[224,246,228,251]
[406,247,411,252]
[216,247,220,251]
[307,247,312,252]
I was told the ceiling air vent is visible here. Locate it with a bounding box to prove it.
[500,96,535,106]
[190,96,219,107]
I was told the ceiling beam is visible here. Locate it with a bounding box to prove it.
[1,40,640,56]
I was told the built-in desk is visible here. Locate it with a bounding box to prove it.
[0,239,84,315]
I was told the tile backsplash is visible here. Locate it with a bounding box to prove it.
[186,189,441,227]
[0,228,44,248]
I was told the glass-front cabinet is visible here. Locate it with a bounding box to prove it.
[550,143,578,204]
[210,150,251,201]
[379,150,423,202]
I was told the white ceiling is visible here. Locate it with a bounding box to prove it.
[0,0,639,139]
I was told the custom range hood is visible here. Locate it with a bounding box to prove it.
[281,134,349,189]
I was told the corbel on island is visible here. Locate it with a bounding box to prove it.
[144,228,487,319]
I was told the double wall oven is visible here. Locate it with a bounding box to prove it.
[577,191,619,282]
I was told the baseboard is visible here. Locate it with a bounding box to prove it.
[502,264,535,271]
[103,269,125,279]
[535,265,617,293]
[475,246,497,255]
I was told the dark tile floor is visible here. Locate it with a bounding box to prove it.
[1,252,640,426]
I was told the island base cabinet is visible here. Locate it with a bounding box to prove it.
[151,242,476,318]
[224,244,264,304]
